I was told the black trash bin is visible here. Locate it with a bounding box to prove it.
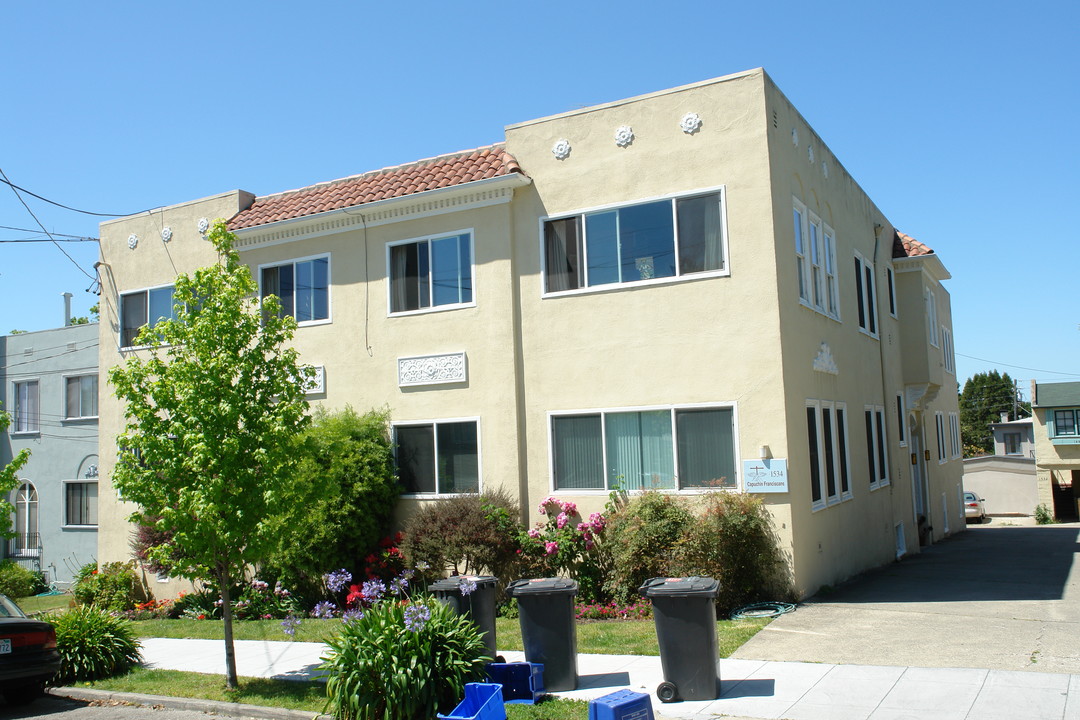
[506,577,578,691]
[639,576,720,703]
[431,575,500,661]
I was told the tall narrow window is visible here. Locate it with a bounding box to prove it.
[854,254,877,336]
[12,380,39,433]
[807,406,822,505]
[926,289,939,347]
[14,482,38,556]
[390,234,472,313]
[866,405,889,489]
[65,375,98,420]
[794,202,809,303]
[935,412,947,463]
[120,285,176,347]
[886,266,897,317]
[823,226,838,317]
[896,393,907,446]
[808,215,824,310]
[544,217,583,292]
[942,328,955,374]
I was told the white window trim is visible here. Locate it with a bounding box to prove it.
[61,479,98,529]
[386,230,476,316]
[926,288,939,347]
[546,401,740,495]
[854,252,879,339]
[949,412,962,460]
[257,252,333,327]
[792,199,840,321]
[896,393,908,447]
[935,411,947,464]
[393,416,482,497]
[808,211,824,312]
[118,282,177,350]
[807,399,852,511]
[867,404,890,490]
[941,327,955,374]
[540,186,731,299]
[62,373,99,421]
[793,198,810,306]
[10,378,40,436]
[822,223,840,319]
[886,266,898,318]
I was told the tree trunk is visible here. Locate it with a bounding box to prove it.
[219,569,239,689]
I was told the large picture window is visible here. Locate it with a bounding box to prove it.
[395,420,479,495]
[64,482,98,526]
[389,233,473,314]
[120,285,176,347]
[550,405,736,491]
[12,380,38,433]
[65,375,98,420]
[261,256,330,324]
[543,191,727,293]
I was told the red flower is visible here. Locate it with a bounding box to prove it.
[346,584,364,607]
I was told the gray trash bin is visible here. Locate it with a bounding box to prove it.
[506,577,578,691]
[431,575,500,660]
[639,576,720,702]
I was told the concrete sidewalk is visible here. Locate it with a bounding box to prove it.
[139,637,1080,719]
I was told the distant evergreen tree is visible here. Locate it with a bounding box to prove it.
[958,370,1028,457]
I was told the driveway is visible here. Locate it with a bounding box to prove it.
[733,522,1080,673]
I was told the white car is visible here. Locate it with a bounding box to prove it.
[964,491,988,523]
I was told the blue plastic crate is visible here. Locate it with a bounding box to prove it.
[588,690,654,720]
[437,683,506,720]
[487,662,545,704]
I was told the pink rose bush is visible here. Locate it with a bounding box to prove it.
[519,497,608,601]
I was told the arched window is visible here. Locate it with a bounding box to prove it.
[14,482,39,556]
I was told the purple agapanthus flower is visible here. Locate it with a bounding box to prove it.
[341,608,364,624]
[361,578,386,601]
[457,577,478,596]
[389,575,409,596]
[281,615,301,636]
[403,603,431,633]
[323,569,352,594]
[312,601,336,619]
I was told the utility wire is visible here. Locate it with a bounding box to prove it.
[0,166,96,281]
[956,352,1080,378]
[0,224,96,240]
[0,176,147,217]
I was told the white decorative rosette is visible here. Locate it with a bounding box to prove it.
[614,125,634,147]
[127,233,139,250]
[680,112,702,134]
[552,139,572,160]
[161,226,173,243]
[197,217,210,235]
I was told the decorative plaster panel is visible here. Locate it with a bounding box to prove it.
[398,352,467,387]
[303,365,325,395]
[813,342,839,375]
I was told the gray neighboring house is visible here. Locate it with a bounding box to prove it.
[962,412,1037,517]
[1,318,99,587]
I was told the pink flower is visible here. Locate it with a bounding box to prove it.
[545,541,558,556]
[589,512,605,529]
[560,501,578,516]
[527,528,541,539]
[556,512,569,529]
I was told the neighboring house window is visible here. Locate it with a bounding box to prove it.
[935,412,947,463]
[120,284,176,347]
[260,255,330,324]
[950,413,962,459]
[550,405,736,491]
[64,481,98,526]
[926,288,939,347]
[395,420,479,495]
[886,266,897,317]
[544,190,727,293]
[1004,431,1022,456]
[13,481,38,556]
[853,253,877,336]
[865,405,889,489]
[896,393,907,447]
[941,327,955,374]
[12,380,38,433]
[389,233,473,313]
[807,400,851,509]
[1052,410,1078,437]
[65,375,98,420]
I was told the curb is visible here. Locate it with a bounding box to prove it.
[48,686,331,720]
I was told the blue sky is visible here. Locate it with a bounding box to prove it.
[2,1,1077,395]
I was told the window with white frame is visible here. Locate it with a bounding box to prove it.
[886,266,897,317]
[896,393,907,447]
[793,202,808,303]
[12,380,38,433]
[64,481,98,526]
[935,412,947,463]
[13,481,37,556]
[792,200,838,318]
[853,253,877,336]
[120,285,176,347]
[941,327,955,374]
[260,255,330,324]
[389,233,473,313]
[808,214,824,310]
[544,190,727,293]
[807,400,851,509]
[926,288,939,347]
[864,405,889,489]
[550,405,736,491]
[949,413,962,459]
[395,420,479,495]
[64,375,98,420]
[823,225,839,316]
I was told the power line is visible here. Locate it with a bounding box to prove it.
[0,224,97,240]
[0,176,146,218]
[955,352,1080,378]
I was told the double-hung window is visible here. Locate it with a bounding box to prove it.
[543,190,727,293]
[1050,410,1080,443]
[260,255,330,324]
[395,419,479,495]
[949,413,962,458]
[853,253,877,336]
[926,289,939,347]
[935,412,947,463]
[941,327,955,374]
[120,285,176,347]
[793,202,809,303]
[12,380,39,433]
[65,375,98,420]
[550,405,736,491]
[886,266,897,317]
[389,232,473,314]
[792,199,838,318]
[865,405,889,489]
[896,393,908,447]
[64,481,98,527]
[807,400,851,509]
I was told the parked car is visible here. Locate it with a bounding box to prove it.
[964,491,989,524]
[0,594,60,706]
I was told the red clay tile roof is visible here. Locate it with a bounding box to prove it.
[228,144,523,230]
[893,230,934,258]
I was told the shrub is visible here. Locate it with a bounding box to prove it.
[71,561,148,612]
[672,493,794,613]
[604,492,693,602]
[1035,503,1055,525]
[400,490,523,582]
[46,605,142,682]
[0,561,39,598]
[263,407,400,605]
[518,496,610,602]
[321,596,489,720]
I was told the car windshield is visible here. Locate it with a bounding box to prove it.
[0,595,27,618]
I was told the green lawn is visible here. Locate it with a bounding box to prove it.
[16,593,72,615]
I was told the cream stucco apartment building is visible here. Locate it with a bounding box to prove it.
[95,69,963,598]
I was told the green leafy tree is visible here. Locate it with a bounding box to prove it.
[0,404,31,537]
[959,370,1029,457]
[109,221,311,688]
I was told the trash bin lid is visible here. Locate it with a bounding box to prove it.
[506,577,578,597]
[638,576,720,598]
[430,575,499,591]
